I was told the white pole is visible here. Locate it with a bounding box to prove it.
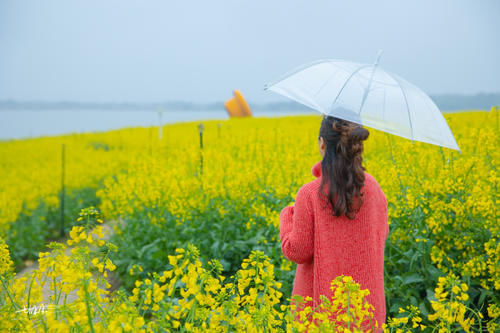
[158,108,163,140]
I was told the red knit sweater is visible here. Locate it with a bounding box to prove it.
[280,161,388,329]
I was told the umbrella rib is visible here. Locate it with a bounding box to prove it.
[380,89,386,122]
[357,64,379,115]
[328,64,371,113]
[391,75,414,142]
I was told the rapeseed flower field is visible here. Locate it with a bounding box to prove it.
[0,110,498,332]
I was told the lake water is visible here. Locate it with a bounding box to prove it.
[0,109,316,140]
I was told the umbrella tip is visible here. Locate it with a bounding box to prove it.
[375,49,383,65]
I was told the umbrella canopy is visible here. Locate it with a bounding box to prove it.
[264,52,460,151]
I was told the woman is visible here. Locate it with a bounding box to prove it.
[280,115,388,330]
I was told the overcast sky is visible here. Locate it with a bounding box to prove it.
[1,0,499,104]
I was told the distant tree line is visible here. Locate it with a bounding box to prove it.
[0,93,498,112]
[429,93,499,111]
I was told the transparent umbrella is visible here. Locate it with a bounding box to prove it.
[264,51,460,151]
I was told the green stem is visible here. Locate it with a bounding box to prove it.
[27,272,36,320]
[386,133,404,194]
[137,292,146,317]
[52,275,58,319]
[84,280,96,333]
[347,290,352,330]
[463,305,482,332]
[0,275,21,310]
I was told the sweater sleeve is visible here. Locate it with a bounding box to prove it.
[280,185,314,264]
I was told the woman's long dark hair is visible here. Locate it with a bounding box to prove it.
[318,116,370,220]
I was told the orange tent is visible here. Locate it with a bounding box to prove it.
[224,90,252,117]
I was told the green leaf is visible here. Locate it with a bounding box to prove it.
[427,265,442,280]
[137,239,161,259]
[402,273,424,285]
[426,288,437,302]
[419,301,429,317]
[478,288,490,306]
